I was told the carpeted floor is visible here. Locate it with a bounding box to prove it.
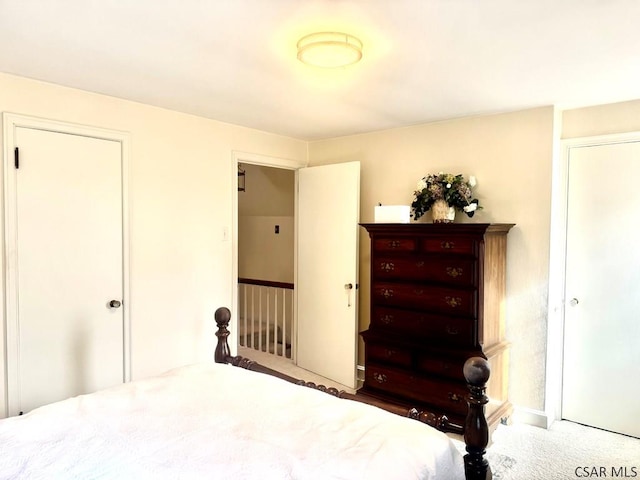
[455,420,640,480]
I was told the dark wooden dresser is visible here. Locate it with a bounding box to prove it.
[358,223,514,433]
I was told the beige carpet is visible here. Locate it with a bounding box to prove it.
[458,420,640,480]
[237,346,357,393]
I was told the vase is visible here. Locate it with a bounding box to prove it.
[431,199,455,223]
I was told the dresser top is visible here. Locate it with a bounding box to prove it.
[360,223,515,235]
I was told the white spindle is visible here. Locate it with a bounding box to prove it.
[282,289,287,358]
[243,285,247,347]
[267,287,278,352]
[274,290,280,357]
[250,286,255,348]
[238,285,243,347]
[258,288,263,352]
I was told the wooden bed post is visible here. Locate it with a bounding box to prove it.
[463,357,492,480]
[214,307,232,363]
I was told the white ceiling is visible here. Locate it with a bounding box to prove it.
[1,0,640,140]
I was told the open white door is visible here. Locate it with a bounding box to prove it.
[296,162,360,388]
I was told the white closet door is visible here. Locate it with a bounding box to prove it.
[562,139,640,437]
[9,126,124,415]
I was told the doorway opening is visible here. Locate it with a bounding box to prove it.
[230,153,360,389]
[230,151,307,366]
[237,163,295,360]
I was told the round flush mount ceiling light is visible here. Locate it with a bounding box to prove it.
[297,32,363,68]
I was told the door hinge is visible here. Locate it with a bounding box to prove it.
[14,147,19,169]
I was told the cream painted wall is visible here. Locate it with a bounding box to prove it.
[308,107,555,411]
[563,99,640,138]
[237,164,295,283]
[6,67,634,421]
[238,163,295,216]
[0,72,306,416]
[238,216,294,283]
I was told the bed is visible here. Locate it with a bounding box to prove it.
[0,307,492,480]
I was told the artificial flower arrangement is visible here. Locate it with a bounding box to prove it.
[411,172,481,221]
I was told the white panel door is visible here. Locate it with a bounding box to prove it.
[8,126,124,415]
[296,162,360,389]
[562,140,640,437]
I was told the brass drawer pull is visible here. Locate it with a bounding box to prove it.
[381,288,394,299]
[440,241,455,249]
[413,289,424,296]
[373,373,388,384]
[388,240,401,249]
[384,349,397,358]
[415,260,425,268]
[380,262,395,272]
[446,325,459,335]
[380,314,394,324]
[446,267,463,278]
[448,392,463,403]
[444,296,462,308]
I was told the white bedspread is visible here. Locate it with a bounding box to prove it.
[0,362,464,480]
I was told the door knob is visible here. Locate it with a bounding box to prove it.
[109,300,122,308]
[344,283,354,307]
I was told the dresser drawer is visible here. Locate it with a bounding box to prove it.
[372,237,417,253]
[364,363,468,416]
[372,282,477,317]
[421,237,476,255]
[370,307,476,346]
[373,256,476,286]
[365,342,412,368]
[416,354,466,381]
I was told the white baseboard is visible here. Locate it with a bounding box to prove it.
[512,406,551,429]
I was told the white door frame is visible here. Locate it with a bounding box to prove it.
[230,151,307,360]
[2,113,131,417]
[545,130,640,426]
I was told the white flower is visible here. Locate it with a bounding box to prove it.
[463,203,478,213]
[446,183,451,188]
[417,179,427,190]
[468,176,477,187]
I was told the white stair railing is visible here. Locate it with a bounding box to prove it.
[238,278,293,359]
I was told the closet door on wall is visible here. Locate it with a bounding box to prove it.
[562,138,640,438]
[6,123,125,415]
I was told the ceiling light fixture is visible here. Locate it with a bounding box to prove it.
[297,32,363,68]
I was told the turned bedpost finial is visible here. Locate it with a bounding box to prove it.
[214,307,232,364]
[463,356,492,480]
